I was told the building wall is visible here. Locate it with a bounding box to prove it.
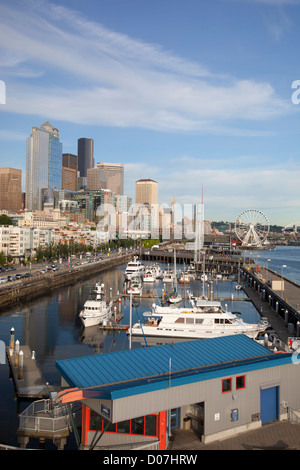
[0,168,22,211]
[96,162,124,195]
[82,360,300,446]
[62,153,78,191]
[62,167,77,191]
[135,179,158,206]
[77,138,94,178]
[26,121,62,211]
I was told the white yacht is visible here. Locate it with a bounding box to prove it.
[124,257,145,280]
[129,308,270,340]
[79,283,113,328]
[143,270,156,282]
[127,276,143,295]
[151,264,163,279]
[168,290,182,304]
[162,269,175,283]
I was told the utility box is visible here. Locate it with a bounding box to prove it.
[272,278,284,291]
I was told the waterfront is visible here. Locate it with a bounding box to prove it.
[0,245,299,449]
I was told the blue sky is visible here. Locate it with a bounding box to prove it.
[0,0,299,226]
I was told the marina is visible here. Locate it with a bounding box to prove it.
[0,245,300,449]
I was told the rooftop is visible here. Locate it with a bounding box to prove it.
[56,335,293,400]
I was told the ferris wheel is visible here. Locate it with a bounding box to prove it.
[235,209,270,247]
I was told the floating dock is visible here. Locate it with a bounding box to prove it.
[6,335,60,400]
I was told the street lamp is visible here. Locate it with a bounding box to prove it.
[266,259,271,283]
[281,264,287,298]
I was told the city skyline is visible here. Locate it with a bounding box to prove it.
[0,0,299,226]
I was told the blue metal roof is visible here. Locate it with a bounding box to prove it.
[56,335,293,400]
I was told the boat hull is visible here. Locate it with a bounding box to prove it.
[80,312,110,328]
[130,325,267,340]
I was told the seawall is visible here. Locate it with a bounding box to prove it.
[0,253,134,311]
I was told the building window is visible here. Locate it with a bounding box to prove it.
[145,414,157,436]
[222,378,232,393]
[236,375,246,390]
[131,416,145,435]
[117,420,131,434]
[89,410,157,437]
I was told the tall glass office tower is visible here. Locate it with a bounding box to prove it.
[26,120,62,211]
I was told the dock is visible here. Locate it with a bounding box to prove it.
[6,342,60,400]
[242,266,300,345]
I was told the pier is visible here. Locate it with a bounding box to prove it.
[241,266,300,344]
[6,331,60,400]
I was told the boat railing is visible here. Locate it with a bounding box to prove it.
[18,399,81,434]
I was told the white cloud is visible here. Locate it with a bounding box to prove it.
[0,0,293,135]
[137,155,300,224]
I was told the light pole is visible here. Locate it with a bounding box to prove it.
[281,264,287,298]
[266,258,271,283]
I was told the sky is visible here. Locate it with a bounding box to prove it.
[0,0,299,227]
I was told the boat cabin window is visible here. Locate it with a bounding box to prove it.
[195,319,204,324]
[175,317,184,323]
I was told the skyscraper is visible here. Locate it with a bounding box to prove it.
[135,179,158,205]
[0,168,22,211]
[96,162,124,195]
[77,138,94,189]
[26,120,62,211]
[62,153,78,191]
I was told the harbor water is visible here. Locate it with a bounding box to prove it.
[0,245,299,449]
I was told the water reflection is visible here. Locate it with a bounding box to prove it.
[0,261,264,448]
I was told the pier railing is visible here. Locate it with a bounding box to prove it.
[18,399,80,434]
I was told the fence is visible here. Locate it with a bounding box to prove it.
[18,399,80,434]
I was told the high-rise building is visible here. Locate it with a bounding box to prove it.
[26,120,62,211]
[135,179,158,206]
[96,162,124,195]
[0,168,22,211]
[77,138,94,188]
[62,153,78,191]
[87,167,105,191]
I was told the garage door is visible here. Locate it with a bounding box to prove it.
[260,387,278,423]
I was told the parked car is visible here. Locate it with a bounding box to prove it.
[0,277,7,284]
[16,273,24,279]
[7,275,16,281]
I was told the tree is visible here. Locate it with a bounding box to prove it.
[0,214,13,225]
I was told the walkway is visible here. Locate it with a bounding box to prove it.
[170,421,300,450]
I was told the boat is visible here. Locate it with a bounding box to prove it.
[129,308,270,340]
[168,288,182,304]
[150,298,223,315]
[124,257,145,280]
[127,276,143,295]
[162,265,175,283]
[79,282,113,328]
[179,272,190,284]
[143,270,156,282]
[168,249,182,303]
[150,263,163,279]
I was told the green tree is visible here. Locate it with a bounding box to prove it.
[0,214,13,225]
